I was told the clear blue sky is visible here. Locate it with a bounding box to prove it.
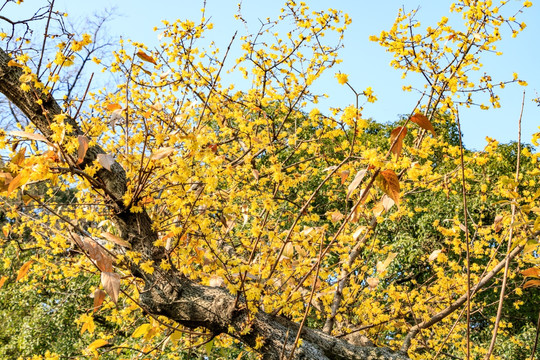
[4,1,539,149]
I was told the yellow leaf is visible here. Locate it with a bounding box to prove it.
[8,60,23,67]
[0,276,7,289]
[10,147,26,166]
[106,103,122,111]
[87,339,108,351]
[7,173,24,195]
[132,323,152,338]
[136,50,157,65]
[410,113,436,137]
[16,260,33,281]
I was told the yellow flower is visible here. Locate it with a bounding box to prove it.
[335,72,348,85]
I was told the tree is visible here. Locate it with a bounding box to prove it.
[0,1,538,359]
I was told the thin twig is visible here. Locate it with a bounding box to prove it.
[485,90,525,359]
[455,110,471,359]
[287,232,324,360]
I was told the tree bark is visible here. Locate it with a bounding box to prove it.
[0,47,410,360]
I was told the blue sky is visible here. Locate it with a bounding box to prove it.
[5,1,540,149]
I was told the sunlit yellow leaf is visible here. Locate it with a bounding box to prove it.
[87,339,108,351]
[521,267,540,278]
[16,260,33,281]
[136,50,157,65]
[132,323,152,338]
[0,276,7,289]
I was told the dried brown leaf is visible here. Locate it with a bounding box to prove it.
[347,169,367,200]
[390,126,408,158]
[149,147,174,161]
[101,232,131,248]
[101,271,120,304]
[410,113,436,137]
[366,277,379,289]
[97,153,115,171]
[521,267,540,278]
[77,135,89,165]
[136,50,157,65]
[93,289,106,312]
[9,130,49,143]
[377,169,400,205]
[523,279,540,289]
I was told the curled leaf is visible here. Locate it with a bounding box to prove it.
[347,169,367,200]
[0,275,7,289]
[82,237,113,272]
[7,173,24,195]
[87,339,108,351]
[106,103,122,111]
[523,279,540,289]
[132,323,152,338]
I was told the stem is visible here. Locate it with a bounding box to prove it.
[484,90,525,359]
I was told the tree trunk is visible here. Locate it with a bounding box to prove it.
[0,47,410,360]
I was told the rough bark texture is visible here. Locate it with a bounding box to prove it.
[0,47,410,360]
